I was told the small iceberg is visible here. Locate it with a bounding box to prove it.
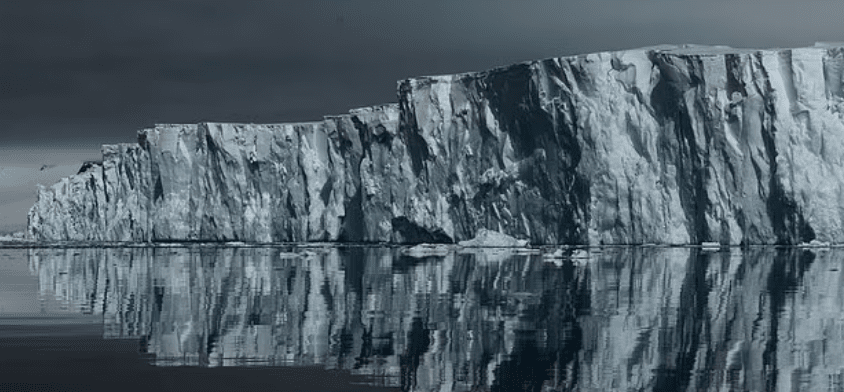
[0,232,31,242]
[458,229,529,248]
[701,241,721,251]
[402,243,452,258]
[798,239,831,248]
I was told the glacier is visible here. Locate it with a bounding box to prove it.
[27,43,844,245]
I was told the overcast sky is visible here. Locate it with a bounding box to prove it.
[2,0,843,149]
[0,0,843,232]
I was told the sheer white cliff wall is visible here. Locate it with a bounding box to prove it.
[28,44,844,244]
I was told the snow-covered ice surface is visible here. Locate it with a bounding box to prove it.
[27,43,844,245]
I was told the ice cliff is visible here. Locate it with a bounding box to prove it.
[28,43,844,244]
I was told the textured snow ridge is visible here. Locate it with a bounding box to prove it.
[27,44,844,244]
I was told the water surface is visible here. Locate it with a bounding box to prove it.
[1,245,840,391]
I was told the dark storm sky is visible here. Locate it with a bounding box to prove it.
[2,0,843,147]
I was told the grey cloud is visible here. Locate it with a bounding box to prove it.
[1,0,842,146]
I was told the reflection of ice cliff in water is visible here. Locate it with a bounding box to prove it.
[28,246,844,391]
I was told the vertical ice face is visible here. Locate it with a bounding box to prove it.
[27,44,844,244]
[387,44,844,245]
[28,105,401,242]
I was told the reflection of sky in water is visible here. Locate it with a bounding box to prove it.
[0,249,77,314]
[16,245,844,391]
[0,251,37,314]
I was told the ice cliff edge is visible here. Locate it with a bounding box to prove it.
[28,43,844,245]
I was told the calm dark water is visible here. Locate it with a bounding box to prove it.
[0,245,840,391]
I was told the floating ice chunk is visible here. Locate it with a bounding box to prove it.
[458,229,528,248]
[701,241,721,251]
[403,243,452,258]
[798,239,831,248]
[0,232,31,242]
